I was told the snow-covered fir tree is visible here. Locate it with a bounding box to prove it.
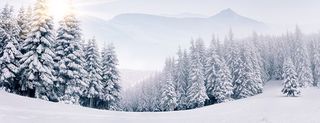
[19,0,56,100]
[159,58,177,111]
[175,48,190,110]
[282,57,300,96]
[224,30,242,87]
[250,33,269,82]
[16,6,32,46]
[195,38,206,72]
[292,27,313,87]
[0,4,21,92]
[100,43,121,110]
[83,38,103,108]
[213,58,233,103]
[233,43,263,99]
[54,8,88,104]
[186,41,208,109]
[204,39,222,105]
[311,40,320,87]
[272,38,286,80]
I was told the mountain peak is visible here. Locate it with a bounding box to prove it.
[215,8,238,17]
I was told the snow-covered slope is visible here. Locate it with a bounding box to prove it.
[1,80,320,123]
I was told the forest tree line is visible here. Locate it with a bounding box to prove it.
[0,0,121,110]
[122,27,320,112]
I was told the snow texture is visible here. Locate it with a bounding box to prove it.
[0,80,320,123]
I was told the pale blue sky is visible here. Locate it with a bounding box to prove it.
[2,0,320,25]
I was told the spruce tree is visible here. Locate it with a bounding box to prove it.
[282,57,300,96]
[224,35,242,87]
[311,40,320,87]
[100,43,121,110]
[54,8,88,104]
[204,39,221,105]
[175,49,190,110]
[186,41,208,109]
[294,43,313,87]
[233,43,263,99]
[273,40,285,80]
[213,58,233,103]
[160,58,177,111]
[84,38,103,108]
[19,0,56,100]
[292,27,313,87]
[16,6,32,46]
[195,38,206,72]
[0,4,21,92]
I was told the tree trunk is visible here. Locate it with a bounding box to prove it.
[89,98,94,108]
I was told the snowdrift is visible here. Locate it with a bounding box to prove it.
[1,80,320,123]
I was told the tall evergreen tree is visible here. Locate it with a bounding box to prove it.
[175,49,190,110]
[224,31,242,88]
[204,39,221,105]
[311,40,320,87]
[159,58,177,111]
[213,58,233,103]
[0,4,21,92]
[186,41,208,109]
[195,38,206,72]
[19,0,56,100]
[16,6,32,46]
[273,39,286,80]
[282,57,300,96]
[292,27,313,87]
[54,7,88,104]
[84,38,103,108]
[233,43,263,99]
[100,43,121,110]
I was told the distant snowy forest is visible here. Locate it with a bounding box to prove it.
[1,0,320,113]
[122,27,319,111]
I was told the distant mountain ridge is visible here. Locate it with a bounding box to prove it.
[80,8,268,71]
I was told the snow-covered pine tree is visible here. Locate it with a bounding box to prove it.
[175,49,190,110]
[250,33,269,82]
[311,39,320,87]
[84,38,103,108]
[292,27,313,87]
[0,4,21,92]
[213,58,233,103]
[19,0,56,100]
[16,6,32,46]
[160,58,177,111]
[100,43,121,110]
[174,47,183,109]
[186,41,208,109]
[282,57,300,96]
[195,38,206,72]
[233,43,263,99]
[204,39,221,105]
[212,35,223,57]
[224,30,242,87]
[54,7,88,104]
[273,38,286,80]
[0,5,15,55]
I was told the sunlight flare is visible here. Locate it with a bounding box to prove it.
[48,0,71,20]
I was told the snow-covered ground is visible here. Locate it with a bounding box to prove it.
[1,80,320,123]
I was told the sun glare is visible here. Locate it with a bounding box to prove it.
[48,0,70,20]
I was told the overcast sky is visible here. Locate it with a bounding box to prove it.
[2,0,320,25]
[2,0,320,70]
